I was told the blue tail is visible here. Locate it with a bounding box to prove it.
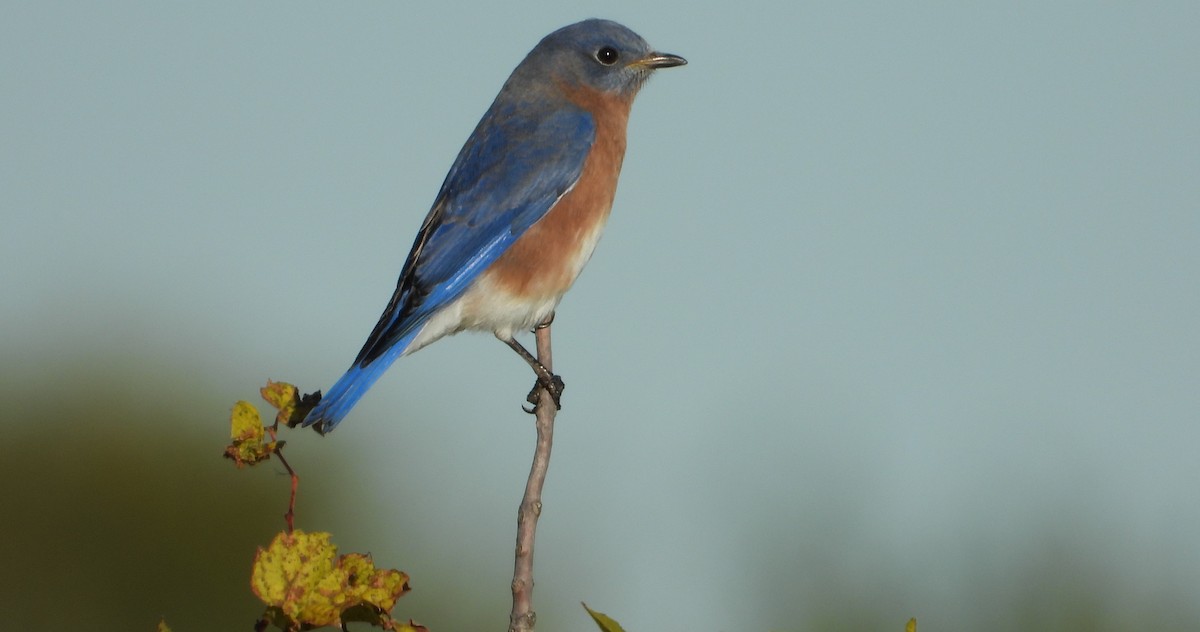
[302,335,413,434]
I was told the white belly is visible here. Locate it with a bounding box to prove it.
[404,201,610,354]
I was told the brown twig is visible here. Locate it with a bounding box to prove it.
[509,323,557,632]
[276,450,299,534]
[266,424,299,534]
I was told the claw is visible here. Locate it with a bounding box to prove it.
[523,374,564,413]
[502,334,567,413]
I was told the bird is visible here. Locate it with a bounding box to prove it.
[301,19,685,434]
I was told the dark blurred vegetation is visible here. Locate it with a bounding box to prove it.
[2,343,1196,632]
[0,349,323,630]
[0,335,512,632]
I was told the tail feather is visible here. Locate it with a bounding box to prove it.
[302,336,412,433]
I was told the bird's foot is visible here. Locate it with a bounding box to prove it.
[523,374,565,414]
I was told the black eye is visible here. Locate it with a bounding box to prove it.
[595,46,619,66]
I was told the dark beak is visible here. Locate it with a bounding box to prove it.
[638,52,687,69]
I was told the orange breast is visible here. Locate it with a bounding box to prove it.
[485,85,633,302]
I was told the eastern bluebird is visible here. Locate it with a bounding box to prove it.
[302,19,685,433]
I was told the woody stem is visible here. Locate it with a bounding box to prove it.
[508,323,557,632]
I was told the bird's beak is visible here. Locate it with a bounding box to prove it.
[634,52,687,69]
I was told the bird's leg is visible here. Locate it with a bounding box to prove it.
[533,311,555,330]
[500,329,564,413]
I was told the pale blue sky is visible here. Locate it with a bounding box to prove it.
[3,2,1198,631]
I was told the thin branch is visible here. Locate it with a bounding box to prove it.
[509,323,557,632]
[266,423,299,534]
[275,449,299,535]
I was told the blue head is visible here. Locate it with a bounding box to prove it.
[510,19,686,99]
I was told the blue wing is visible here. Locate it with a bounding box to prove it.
[302,102,596,432]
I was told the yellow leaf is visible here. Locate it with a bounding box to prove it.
[260,380,300,426]
[157,618,172,632]
[907,618,917,632]
[259,380,320,427]
[251,530,410,630]
[583,602,626,632]
[343,552,410,611]
[251,531,339,625]
[223,401,275,467]
[231,401,264,443]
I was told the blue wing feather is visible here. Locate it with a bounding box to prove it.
[367,104,595,359]
[302,100,595,432]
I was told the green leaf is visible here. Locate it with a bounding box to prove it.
[583,602,626,632]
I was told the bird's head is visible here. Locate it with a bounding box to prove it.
[518,19,686,100]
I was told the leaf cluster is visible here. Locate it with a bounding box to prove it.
[219,382,420,631]
[252,530,419,631]
[223,381,315,467]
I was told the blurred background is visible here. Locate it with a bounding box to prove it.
[2,2,1197,631]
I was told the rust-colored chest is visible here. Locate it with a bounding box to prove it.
[485,87,633,301]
